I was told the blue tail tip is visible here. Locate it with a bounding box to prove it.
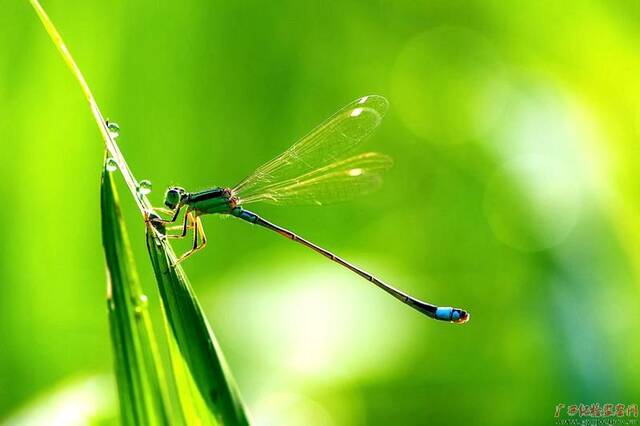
[435,307,470,324]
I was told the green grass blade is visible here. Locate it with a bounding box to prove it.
[161,311,218,426]
[101,160,173,426]
[146,231,250,426]
[31,1,250,423]
[29,0,152,215]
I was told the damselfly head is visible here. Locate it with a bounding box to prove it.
[164,186,186,209]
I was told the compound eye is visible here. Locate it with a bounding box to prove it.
[164,189,181,208]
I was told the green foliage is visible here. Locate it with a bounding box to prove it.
[146,231,250,425]
[102,159,238,425]
[101,160,172,425]
[29,1,250,423]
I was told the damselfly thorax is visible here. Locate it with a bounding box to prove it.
[184,188,238,216]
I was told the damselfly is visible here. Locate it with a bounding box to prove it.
[151,95,469,323]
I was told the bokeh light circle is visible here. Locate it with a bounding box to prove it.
[253,392,335,426]
[205,261,414,383]
[391,26,510,143]
[483,155,581,252]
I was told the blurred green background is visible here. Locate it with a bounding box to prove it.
[1,1,639,425]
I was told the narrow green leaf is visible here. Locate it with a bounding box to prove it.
[161,312,218,426]
[146,230,250,426]
[31,1,250,423]
[101,161,173,426]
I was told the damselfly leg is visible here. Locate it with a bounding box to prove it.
[174,215,207,265]
[152,206,183,224]
[165,210,194,239]
[147,204,205,263]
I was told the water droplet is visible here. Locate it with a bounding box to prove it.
[130,294,148,306]
[133,294,148,318]
[137,180,152,195]
[348,168,363,177]
[107,121,120,138]
[106,158,119,172]
[138,294,148,306]
[350,107,363,117]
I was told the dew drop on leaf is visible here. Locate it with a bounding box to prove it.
[138,294,148,306]
[106,121,120,138]
[137,180,152,195]
[106,158,119,172]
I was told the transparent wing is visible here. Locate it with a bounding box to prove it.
[235,152,393,206]
[232,95,389,202]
